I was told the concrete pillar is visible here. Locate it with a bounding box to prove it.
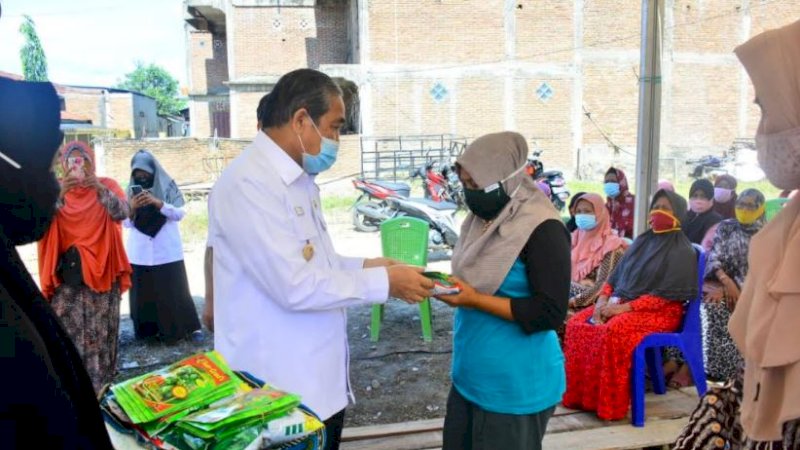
[571,0,585,174]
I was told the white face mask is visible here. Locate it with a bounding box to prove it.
[755,126,800,190]
[479,163,529,197]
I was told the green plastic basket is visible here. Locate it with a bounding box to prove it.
[765,198,789,222]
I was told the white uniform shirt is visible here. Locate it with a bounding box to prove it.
[208,131,389,420]
[124,204,186,266]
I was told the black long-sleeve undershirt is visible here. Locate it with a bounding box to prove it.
[509,219,571,334]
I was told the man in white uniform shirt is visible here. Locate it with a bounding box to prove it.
[208,69,434,449]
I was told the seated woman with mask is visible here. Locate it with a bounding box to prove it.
[702,188,766,382]
[434,132,570,450]
[562,190,698,421]
[568,193,628,319]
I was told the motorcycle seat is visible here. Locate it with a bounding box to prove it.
[410,198,458,211]
[371,180,411,192]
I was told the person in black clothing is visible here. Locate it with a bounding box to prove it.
[683,178,723,247]
[433,132,570,450]
[0,76,113,448]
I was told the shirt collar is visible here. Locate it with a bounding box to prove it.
[255,131,305,186]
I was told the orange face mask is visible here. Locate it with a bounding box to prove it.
[649,209,681,234]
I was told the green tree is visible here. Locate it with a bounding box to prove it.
[116,62,186,116]
[19,15,49,81]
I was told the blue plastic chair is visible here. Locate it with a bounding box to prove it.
[630,243,707,427]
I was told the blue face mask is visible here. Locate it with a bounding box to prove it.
[298,116,339,174]
[575,214,598,231]
[604,182,621,198]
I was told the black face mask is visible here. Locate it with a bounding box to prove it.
[134,174,154,190]
[464,183,511,221]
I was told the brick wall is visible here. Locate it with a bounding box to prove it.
[108,95,134,135]
[64,94,102,125]
[231,90,266,138]
[97,134,361,186]
[367,0,505,64]
[189,31,229,95]
[185,0,800,179]
[230,1,349,78]
[516,1,574,64]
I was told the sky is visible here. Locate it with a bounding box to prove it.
[0,0,187,87]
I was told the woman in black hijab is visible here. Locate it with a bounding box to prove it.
[0,77,112,448]
[683,179,723,247]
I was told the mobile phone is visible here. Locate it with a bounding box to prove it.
[131,185,143,196]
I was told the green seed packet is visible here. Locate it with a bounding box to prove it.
[111,351,241,425]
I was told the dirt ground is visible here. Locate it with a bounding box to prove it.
[110,209,457,428]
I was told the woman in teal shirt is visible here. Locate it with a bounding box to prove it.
[435,132,571,450]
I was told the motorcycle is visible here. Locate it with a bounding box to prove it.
[411,160,465,209]
[526,150,570,212]
[687,155,732,180]
[351,178,411,232]
[381,196,460,250]
[352,178,459,249]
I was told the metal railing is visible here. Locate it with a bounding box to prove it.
[359,134,467,181]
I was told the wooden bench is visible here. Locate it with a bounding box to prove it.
[340,387,699,450]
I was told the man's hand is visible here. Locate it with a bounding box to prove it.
[434,275,476,308]
[387,265,434,304]
[363,257,402,268]
[202,299,214,332]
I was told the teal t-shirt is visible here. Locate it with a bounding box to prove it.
[452,258,565,414]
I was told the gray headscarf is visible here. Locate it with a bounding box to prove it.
[451,132,562,295]
[127,149,185,207]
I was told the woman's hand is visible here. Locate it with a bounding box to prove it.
[143,192,164,210]
[600,303,632,322]
[434,276,477,308]
[704,285,725,304]
[83,173,104,191]
[60,175,81,198]
[130,192,163,211]
[591,296,608,324]
[723,280,741,311]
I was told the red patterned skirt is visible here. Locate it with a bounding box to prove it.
[562,294,684,421]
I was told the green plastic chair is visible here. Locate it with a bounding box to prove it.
[765,198,790,222]
[371,217,433,342]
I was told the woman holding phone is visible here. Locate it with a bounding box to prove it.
[37,140,132,394]
[125,149,201,343]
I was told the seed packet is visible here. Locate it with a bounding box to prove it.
[111,351,241,425]
[424,271,461,295]
[177,386,301,440]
